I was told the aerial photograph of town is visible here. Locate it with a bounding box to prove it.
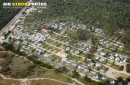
[0,0,130,85]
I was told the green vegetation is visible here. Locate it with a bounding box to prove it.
[126,64,130,73]
[71,70,80,78]
[54,66,68,74]
[0,0,26,30]
[27,55,53,69]
[30,0,130,51]
[2,42,53,69]
[84,75,92,83]
[4,30,11,39]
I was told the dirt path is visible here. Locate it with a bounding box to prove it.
[0,74,72,85]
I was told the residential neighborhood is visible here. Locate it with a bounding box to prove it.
[1,2,130,85]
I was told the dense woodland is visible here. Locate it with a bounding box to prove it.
[31,0,130,51]
[0,0,27,30]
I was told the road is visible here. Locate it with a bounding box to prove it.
[0,7,26,36]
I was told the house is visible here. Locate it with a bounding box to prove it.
[115,57,120,61]
[119,45,124,48]
[120,58,126,63]
[61,30,66,35]
[96,62,101,67]
[57,50,67,57]
[85,47,91,52]
[115,54,119,57]
[42,28,49,33]
[75,50,80,54]
[109,55,115,60]
[78,65,84,69]
[84,68,89,73]
[66,60,71,64]
[110,78,115,85]
[99,57,105,62]
[77,42,83,47]
[44,53,50,57]
[88,61,94,67]
[97,47,102,51]
[93,73,99,79]
[61,57,67,62]
[95,55,100,60]
[100,51,106,56]
[70,60,77,66]
[102,74,107,80]
[91,70,96,74]
[70,49,74,52]
[66,47,71,51]
[118,82,122,85]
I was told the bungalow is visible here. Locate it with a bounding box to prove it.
[61,30,66,35]
[119,45,124,48]
[66,47,71,51]
[91,70,96,74]
[115,54,119,57]
[95,55,100,60]
[66,60,71,64]
[70,49,74,53]
[84,67,89,73]
[78,65,84,69]
[42,28,49,33]
[85,47,91,52]
[57,50,67,57]
[118,82,122,85]
[77,42,83,47]
[71,62,77,67]
[93,73,99,79]
[75,50,80,54]
[102,74,107,80]
[97,47,102,51]
[96,62,101,67]
[99,57,105,62]
[120,58,126,63]
[44,53,50,57]
[100,51,106,56]
[115,57,120,61]
[109,55,115,60]
[110,78,115,85]
[88,61,94,67]
[61,57,67,62]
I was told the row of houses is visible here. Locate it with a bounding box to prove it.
[77,42,92,52]
[99,38,124,49]
[65,46,80,55]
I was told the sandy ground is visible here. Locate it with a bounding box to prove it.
[105,68,129,80]
[0,36,4,42]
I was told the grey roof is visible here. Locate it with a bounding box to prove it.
[93,73,99,79]
[110,78,115,84]
[102,74,107,80]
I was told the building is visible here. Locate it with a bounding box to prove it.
[57,50,67,57]
[93,73,99,79]
[42,28,49,33]
[102,74,107,80]
[110,78,115,85]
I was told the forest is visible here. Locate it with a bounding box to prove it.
[0,0,27,30]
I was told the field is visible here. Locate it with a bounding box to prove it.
[0,50,74,85]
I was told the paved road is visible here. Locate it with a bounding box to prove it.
[0,7,26,36]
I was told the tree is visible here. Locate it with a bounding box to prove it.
[117,77,123,82]
[72,70,80,78]
[84,75,92,83]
